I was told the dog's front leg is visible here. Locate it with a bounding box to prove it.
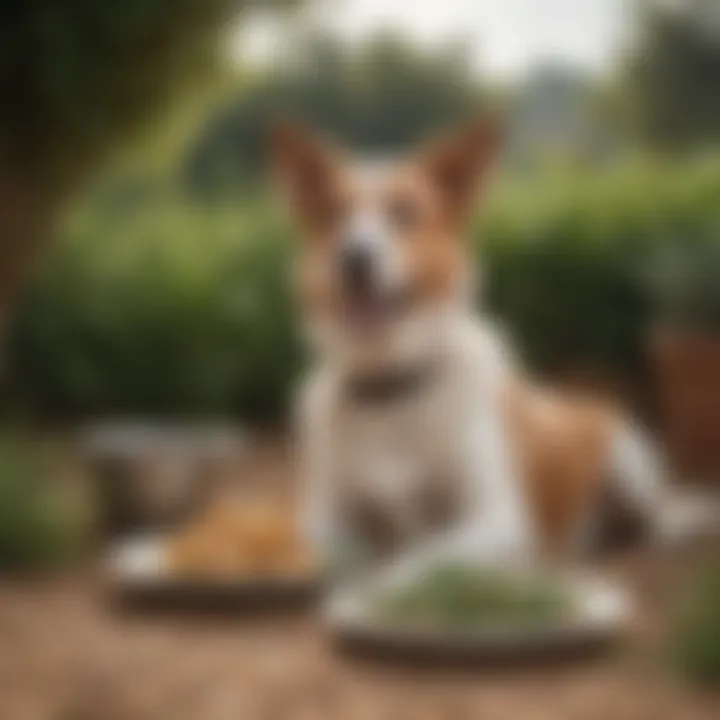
[367,400,535,592]
[296,374,338,565]
[297,372,373,578]
[460,398,535,559]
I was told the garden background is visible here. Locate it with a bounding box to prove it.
[0,2,719,718]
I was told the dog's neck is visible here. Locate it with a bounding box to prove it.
[342,356,441,404]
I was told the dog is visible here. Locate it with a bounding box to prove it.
[271,117,715,588]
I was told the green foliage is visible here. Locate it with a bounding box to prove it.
[646,229,720,333]
[8,200,301,422]
[184,33,484,194]
[482,156,720,375]
[0,1,295,180]
[6,156,720,422]
[0,436,88,572]
[671,563,720,684]
[626,4,720,151]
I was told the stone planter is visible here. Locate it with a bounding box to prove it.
[77,423,245,536]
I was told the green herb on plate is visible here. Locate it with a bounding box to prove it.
[374,563,569,630]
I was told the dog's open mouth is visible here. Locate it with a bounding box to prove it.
[342,287,409,329]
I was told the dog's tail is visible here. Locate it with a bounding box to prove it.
[609,421,720,543]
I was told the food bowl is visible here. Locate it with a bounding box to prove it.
[325,565,633,665]
[78,422,245,535]
[106,495,321,612]
[107,534,322,612]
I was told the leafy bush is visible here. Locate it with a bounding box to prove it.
[0,436,89,572]
[482,156,720,377]
[7,156,720,423]
[670,563,720,684]
[645,230,720,333]
[8,200,302,422]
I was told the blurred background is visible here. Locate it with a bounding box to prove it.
[3,0,720,425]
[0,1,719,718]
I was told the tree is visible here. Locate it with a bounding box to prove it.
[626,1,720,151]
[0,1,295,319]
[184,33,485,194]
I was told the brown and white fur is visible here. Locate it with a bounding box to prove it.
[271,118,715,588]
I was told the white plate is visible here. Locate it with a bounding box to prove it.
[325,570,633,662]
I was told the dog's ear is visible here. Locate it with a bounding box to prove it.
[269,119,341,230]
[419,117,501,228]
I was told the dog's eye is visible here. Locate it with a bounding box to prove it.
[318,195,349,230]
[315,196,348,230]
[387,197,419,233]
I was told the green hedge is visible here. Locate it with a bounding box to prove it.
[0,435,90,572]
[670,563,720,685]
[483,157,720,376]
[7,157,720,422]
[8,202,301,422]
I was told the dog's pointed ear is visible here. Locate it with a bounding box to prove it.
[419,117,502,227]
[269,119,341,229]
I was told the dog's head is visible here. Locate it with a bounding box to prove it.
[271,118,500,367]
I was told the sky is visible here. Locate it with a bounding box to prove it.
[238,0,639,80]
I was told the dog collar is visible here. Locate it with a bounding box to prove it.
[344,360,439,404]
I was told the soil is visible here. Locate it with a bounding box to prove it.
[0,437,718,720]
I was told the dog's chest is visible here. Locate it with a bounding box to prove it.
[339,405,442,492]
[332,390,465,553]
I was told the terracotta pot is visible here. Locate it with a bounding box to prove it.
[650,327,720,483]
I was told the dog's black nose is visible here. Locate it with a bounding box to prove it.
[340,244,374,292]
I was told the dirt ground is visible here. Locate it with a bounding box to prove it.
[0,439,718,720]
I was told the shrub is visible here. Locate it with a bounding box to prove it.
[645,230,720,333]
[6,156,720,423]
[670,563,720,685]
[0,436,89,572]
[8,200,302,422]
[482,156,720,377]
